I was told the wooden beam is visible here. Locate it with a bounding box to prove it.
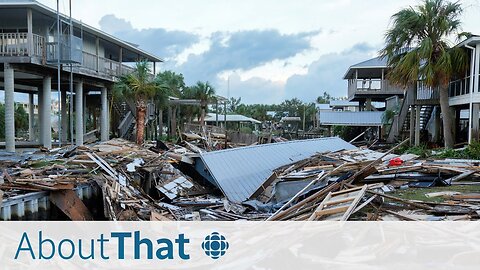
[49,189,93,220]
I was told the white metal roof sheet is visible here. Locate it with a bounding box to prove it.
[197,137,356,202]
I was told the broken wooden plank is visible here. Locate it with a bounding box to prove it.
[308,184,368,221]
[49,189,93,221]
[445,170,475,184]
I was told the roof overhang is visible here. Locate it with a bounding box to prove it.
[0,0,163,62]
[456,36,480,48]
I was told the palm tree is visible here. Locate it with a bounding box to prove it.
[114,61,158,145]
[380,0,468,148]
[155,71,185,138]
[180,86,200,123]
[191,81,216,126]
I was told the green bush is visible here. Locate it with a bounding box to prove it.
[239,126,253,134]
[0,103,29,140]
[399,144,431,158]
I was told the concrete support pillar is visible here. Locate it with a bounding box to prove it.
[472,103,480,142]
[415,105,421,146]
[83,91,87,133]
[100,87,109,141]
[38,89,44,145]
[28,93,35,141]
[60,88,68,143]
[42,76,52,149]
[4,64,15,152]
[75,82,84,146]
[409,106,415,145]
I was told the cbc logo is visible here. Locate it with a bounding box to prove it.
[201,232,229,259]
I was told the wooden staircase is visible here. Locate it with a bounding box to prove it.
[387,82,439,142]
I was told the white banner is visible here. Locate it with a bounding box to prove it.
[0,221,479,270]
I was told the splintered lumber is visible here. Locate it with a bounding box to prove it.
[380,209,420,221]
[308,185,368,221]
[268,164,349,221]
[366,190,433,210]
[49,190,93,221]
[349,138,410,184]
[268,182,341,221]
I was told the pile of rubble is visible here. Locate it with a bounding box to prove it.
[1,137,480,221]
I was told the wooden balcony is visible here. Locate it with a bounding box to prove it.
[0,32,149,81]
[415,81,439,105]
[0,32,44,57]
[348,78,404,101]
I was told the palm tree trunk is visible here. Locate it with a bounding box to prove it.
[439,85,454,148]
[136,104,147,145]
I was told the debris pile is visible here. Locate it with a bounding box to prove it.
[1,137,480,221]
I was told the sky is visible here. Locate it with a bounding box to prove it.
[24,0,480,104]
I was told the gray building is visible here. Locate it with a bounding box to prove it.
[0,0,162,152]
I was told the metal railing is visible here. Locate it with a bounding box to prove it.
[449,76,472,97]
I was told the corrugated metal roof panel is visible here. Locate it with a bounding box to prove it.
[319,111,383,126]
[197,137,356,202]
[330,100,359,107]
[204,114,261,124]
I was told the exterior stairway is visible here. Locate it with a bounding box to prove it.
[113,99,136,140]
[387,82,439,142]
[400,105,434,137]
[113,99,156,141]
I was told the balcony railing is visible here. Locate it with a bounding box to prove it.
[449,76,475,97]
[348,78,403,98]
[0,31,151,79]
[0,32,44,57]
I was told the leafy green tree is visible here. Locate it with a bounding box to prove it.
[380,0,468,148]
[228,97,242,113]
[180,86,201,123]
[15,103,29,133]
[316,91,332,104]
[114,61,158,144]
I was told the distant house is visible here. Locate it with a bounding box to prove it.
[203,113,261,131]
[329,100,360,112]
[341,35,480,146]
[317,100,383,128]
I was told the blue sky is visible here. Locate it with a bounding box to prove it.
[7,0,480,104]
